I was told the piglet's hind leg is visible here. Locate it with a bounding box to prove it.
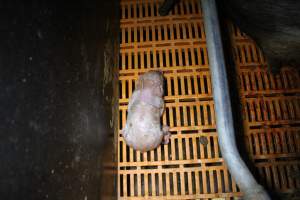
[162,125,171,144]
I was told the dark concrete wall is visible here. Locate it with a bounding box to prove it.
[0,1,119,199]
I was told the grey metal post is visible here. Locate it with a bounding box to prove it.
[200,0,271,199]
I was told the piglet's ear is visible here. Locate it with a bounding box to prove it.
[136,77,144,89]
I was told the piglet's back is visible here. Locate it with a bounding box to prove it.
[123,102,163,152]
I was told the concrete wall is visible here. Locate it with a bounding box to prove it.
[0,1,119,199]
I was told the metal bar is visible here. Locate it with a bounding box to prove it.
[200,0,270,199]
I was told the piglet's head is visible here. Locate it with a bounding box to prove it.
[136,70,164,97]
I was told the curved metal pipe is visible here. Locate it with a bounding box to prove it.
[200,0,270,199]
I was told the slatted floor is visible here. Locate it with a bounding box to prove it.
[117,0,300,199]
[228,24,300,198]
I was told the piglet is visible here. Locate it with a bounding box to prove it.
[122,71,171,152]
